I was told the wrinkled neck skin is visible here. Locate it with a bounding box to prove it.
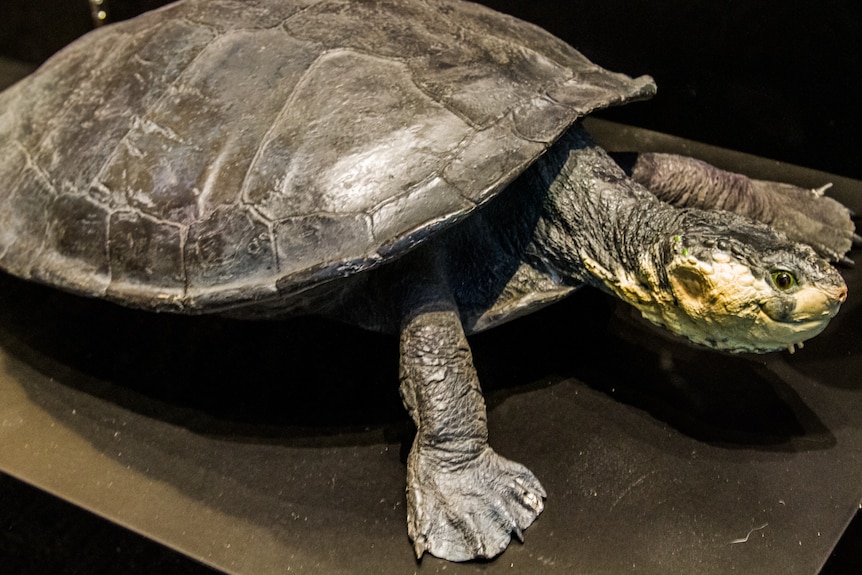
[526,125,845,353]
[330,123,843,352]
[527,126,680,309]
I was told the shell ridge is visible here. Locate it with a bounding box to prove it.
[0,181,58,278]
[88,32,220,220]
[274,209,367,221]
[429,0,654,124]
[235,48,331,212]
[244,205,280,276]
[28,24,143,163]
[90,24,222,214]
[0,143,58,267]
[438,112,542,206]
[402,57,482,130]
[400,2,595,139]
[105,208,188,307]
[22,145,59,200]
[367,126,475,219]
[278,0,328,30]
[5,140,39,197]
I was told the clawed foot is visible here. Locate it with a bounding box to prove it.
[621,152,857,263]
[749,179,857,264]
[406,445,546,562]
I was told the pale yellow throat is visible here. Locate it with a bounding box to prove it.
[584,252,845,354]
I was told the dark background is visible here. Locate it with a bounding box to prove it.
[0,0,859,573]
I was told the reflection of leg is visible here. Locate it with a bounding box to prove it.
[616,152,856,262]
[399,307,545,561]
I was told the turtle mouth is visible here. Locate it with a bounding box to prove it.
[749,311,835,354]
[758,281,846,325]
[748,283,846,353]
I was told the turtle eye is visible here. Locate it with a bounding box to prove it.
[770,270,797,291]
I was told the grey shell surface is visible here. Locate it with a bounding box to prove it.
[0,0,654,312]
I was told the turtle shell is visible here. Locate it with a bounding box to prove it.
[0,0,654,312]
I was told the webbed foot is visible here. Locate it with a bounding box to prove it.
[619,152,856,262]
[748,178,855,262]
[406,445,546,562]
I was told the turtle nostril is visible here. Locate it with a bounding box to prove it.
[837,284,848,303]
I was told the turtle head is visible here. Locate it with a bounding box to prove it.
[635,212,847,353]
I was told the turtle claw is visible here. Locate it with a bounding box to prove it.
[852,233,862,249]
[413,535,429,559]
[751,179,856,263]
[511,524,524,543]
[840,256,856,268]
[812,182,833,197]
[405,446,545,562]
[626,154,856,262]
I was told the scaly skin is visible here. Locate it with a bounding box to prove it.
[400,307,545,561]
[621,152,856,263]
[394,249,545,562]
[387,124,849,562]
[527,126,847,353]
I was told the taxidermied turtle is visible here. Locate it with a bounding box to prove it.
[0,0,855,562]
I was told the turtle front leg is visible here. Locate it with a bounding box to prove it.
[399,306,545,562]
[615,152,857,263]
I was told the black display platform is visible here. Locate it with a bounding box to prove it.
[0,118,859,574]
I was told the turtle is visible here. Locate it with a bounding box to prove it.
[0,0,855,563]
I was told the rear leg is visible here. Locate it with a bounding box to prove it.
[614,152,857,263]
